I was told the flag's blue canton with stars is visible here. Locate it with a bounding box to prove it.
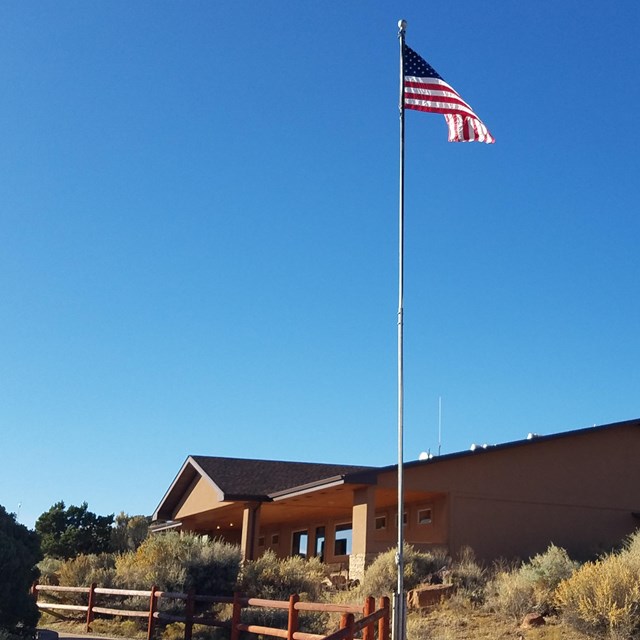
[403,44,494,144]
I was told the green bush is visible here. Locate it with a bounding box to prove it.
[239,550,326,600]
[36,557,63,586]
[239,551,328,634]
[110,513,150,553]
[354,544,448,598]
[58,553,117,588]
[486,544,577,620]
[115,532,241,595]
[519,544,578,614]
[0,505,42,634]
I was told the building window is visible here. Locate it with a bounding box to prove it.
[292,530,308,558]
[315,526,326,562]
[417,508,433,525]
[334,523,352,556]
[395,512,408,527]
[271,533,279,545]
[375,515,387,530]
[258,536,265,547]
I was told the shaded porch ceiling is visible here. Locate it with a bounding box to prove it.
[180,483,442,534]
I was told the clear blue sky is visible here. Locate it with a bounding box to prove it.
[2,2,639,529]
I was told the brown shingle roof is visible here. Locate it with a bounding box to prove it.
[191,455,375,499]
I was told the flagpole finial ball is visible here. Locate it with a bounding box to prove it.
[398,19,407,30]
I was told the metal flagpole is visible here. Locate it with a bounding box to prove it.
[393,18,407,640]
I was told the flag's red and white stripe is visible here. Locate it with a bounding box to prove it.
[404,75,494,143]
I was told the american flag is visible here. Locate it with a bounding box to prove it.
[403,44,494,144]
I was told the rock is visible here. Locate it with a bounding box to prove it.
[406,584,454,609]
[521,613,545,628]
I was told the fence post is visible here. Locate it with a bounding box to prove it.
[362,596,374,640]
[184,589,195,640]
[378,597,390,640]
[230,592,242,640]
[31,582,39,602]
[340,613,355,640]
[86,582,97,632]
[287,594,300,640]
[147,585,158,640]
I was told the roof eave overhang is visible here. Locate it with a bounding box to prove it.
[149,520,183,533]
[268,470,376,501]
[270,476,346,501]
[378,417,640,474]
[223,494,272,503]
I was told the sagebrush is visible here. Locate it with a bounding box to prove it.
[485,544,577,620]
[556,530,640,639]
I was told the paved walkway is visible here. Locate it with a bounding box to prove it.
[39,630,133,640]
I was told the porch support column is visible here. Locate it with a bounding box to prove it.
[350,486,376,581]
[240,502,261,562]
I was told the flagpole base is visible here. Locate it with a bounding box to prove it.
[391,592,406,640]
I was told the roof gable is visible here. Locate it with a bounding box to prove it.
[153,455,374,521]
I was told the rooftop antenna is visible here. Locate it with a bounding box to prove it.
[438,396,442,456]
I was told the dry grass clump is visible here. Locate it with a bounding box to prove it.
[406,594,589,640]
[485,568,534,622]
[448,546,486,603]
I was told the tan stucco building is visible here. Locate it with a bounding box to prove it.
[153,418,640,579]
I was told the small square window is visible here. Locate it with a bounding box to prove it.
[271,534,279,545]
[375,515,387,530]
[417,508,432,525]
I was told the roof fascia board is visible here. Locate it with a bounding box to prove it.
[379,418,640,474]
[270,477,346,500]
[153,456,196,520]
[153,455,226,520]
[150,520,183,532]
[188,456,227,501]
[223,493,271,502]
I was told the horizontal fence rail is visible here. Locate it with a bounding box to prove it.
[32,583,389,640]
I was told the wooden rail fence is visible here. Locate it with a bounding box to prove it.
[32,584,390,640]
